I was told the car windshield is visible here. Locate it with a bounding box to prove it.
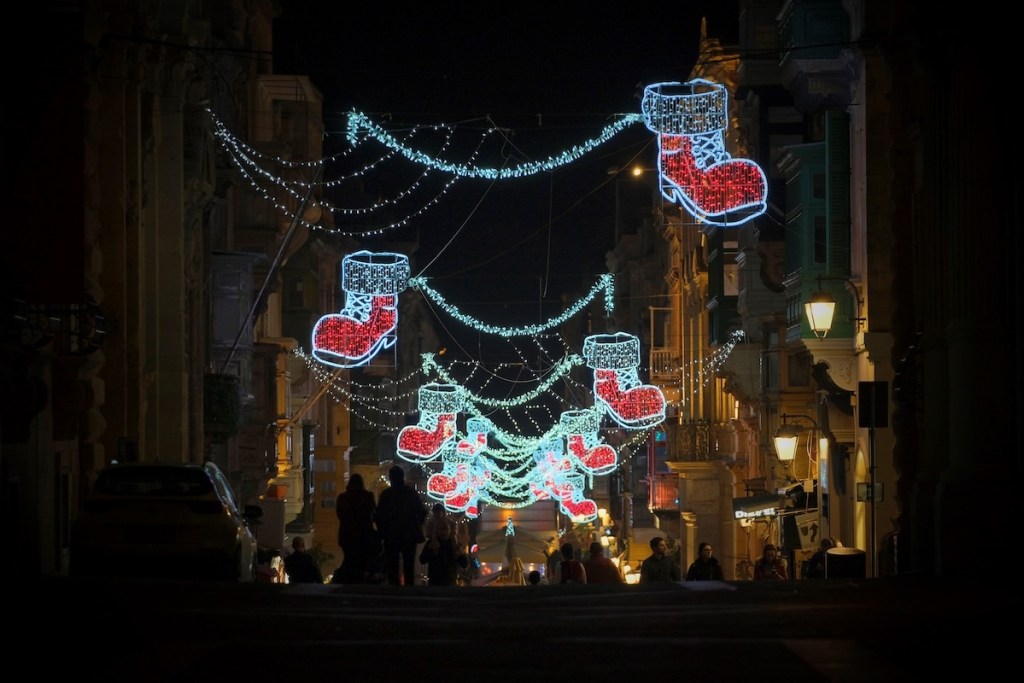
[94,466,215,497]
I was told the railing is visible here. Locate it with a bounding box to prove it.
[649,347,680,380]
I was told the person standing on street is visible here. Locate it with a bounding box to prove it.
[374,465,427,586]
[583,541,623,584]
[802,537,837,579]
[418,521,467,586]
[283,536,323,584]
[753,543,788,581]
[639,536,680,583]
[686,542,724,581]
[334,472,377,584]
[544,539,563,585]
[555,542,587,584]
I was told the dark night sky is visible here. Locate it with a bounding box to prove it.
[272,2,739,362]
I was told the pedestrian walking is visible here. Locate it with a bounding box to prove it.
[583,541,623,584]
[334,472,377,584]
[555,542,587,584]
[639,536,680,583]
[753,543,788,581]
[685,542,724,581]
[374,465,427,586]
[802,537,837,579]
[283,536,323,584]
[418,518,467,586]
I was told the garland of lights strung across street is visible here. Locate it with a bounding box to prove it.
[209,77,768,237]
[309,255,667,522]
[210,78,768,521]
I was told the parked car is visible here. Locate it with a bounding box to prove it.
[70,460,263,581]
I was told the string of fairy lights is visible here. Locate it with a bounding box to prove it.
[409,274,615,335]
[295,327,742,437]
[210,108,645,238]
[210,88,756,515]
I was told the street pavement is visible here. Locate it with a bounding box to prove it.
[41,575,1008,681]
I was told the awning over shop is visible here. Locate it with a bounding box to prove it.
[733,493,782,520]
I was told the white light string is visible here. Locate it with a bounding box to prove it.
[410,274,614,336]
[346,110,645,178]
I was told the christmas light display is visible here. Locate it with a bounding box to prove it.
[423,352,584,410]
[396,383,464,462]
[212,78,765,519]
[426,417,493,518]
[529,439,599,523]
[583,332,666,428]
[210,108,492,238]
[560,407,618,475]
[641,79,767,226]
[410,274,614,335]
[312,251,410,368]
[214,79,765,234]
[346,111,643,179]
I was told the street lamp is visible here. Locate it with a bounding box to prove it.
[607,165,652,243]
[804,275,865,339]
[773,414,818,467]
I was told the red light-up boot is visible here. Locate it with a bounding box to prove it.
[397,383,463,462]
[455,417,490,457]
[528,438,570,501]
[427,468,459,500]
[429,417,490,500]
[642,80,767,227]
[583,332,665,429]
[312,251,410,368]
[560,408,617,475]
[442,464,489,516]
[553,473,598,524]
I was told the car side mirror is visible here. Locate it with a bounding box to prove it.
[244,504,264,520]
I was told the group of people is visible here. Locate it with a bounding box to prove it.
[332,463,469,587]
[638,537,790,584]
[285,461,824,587]
[541,540,626,585]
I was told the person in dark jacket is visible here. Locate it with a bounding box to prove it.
[374,465,427,586]
[753,543,788,581]
[803,537,837,579]
[685,541,724,581]
[639,536,680,583]
[555,542,587,584]
[283,536,323,584]
[335,473,377,584]
[418,520,467,586]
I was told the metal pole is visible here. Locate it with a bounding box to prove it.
[220,165,323,374]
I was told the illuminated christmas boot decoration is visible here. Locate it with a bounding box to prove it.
[529,438,571,501]
[560,408,617,475]
[642,80,767,227]
[449,417,492,516]
[311,251,410,368]
[583,332,665,429]
[427,467,459,500]
[527,437,599,522]
[444,461,490,517]
[397,383,463,462]
[455,417,490,457]
[429,416,491,501]
[552,472,598,524]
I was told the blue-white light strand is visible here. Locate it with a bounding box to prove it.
[410,274,614,336]
[347,110,644,178]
